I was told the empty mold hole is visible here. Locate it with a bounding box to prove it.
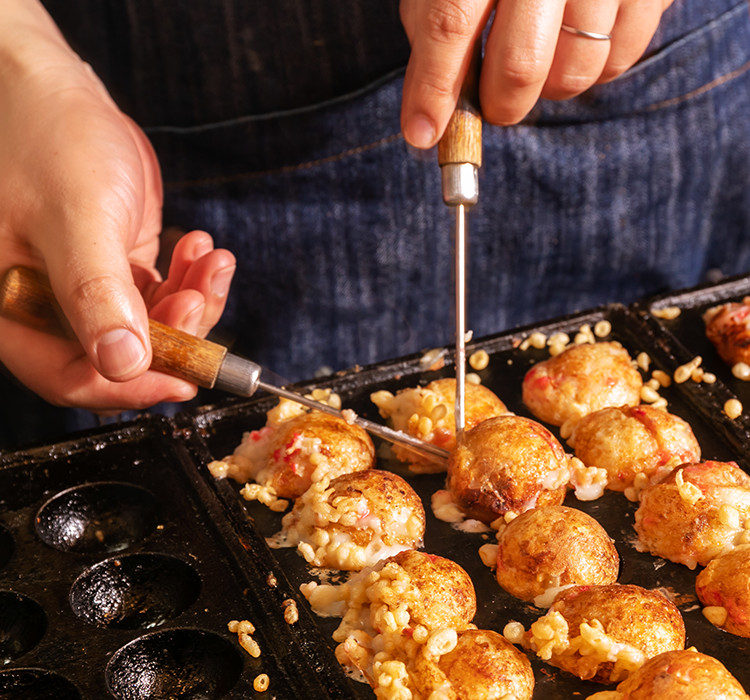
[106,628,243,700]
[0,526,13,570]
[0,592,47,663]
[35,482,159,554]
[70,553,201,630]
[0,668,81,699]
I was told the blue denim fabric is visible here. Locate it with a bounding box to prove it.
[153,0,750,380]
[2,0,749,449]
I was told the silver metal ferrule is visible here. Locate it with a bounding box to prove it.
[215,353,262,397]
[441,162,479,207]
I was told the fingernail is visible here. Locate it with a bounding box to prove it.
[405,113,436,149]
[97,328,148,379]
[210,265,235,298]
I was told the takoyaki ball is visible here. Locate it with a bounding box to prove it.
[495,505,619,604]
[303,550,477,684]
[517,584,685,684]
[410,629,534,700]
[210,409,375,499]
[371,378,509,472]
[568,405,701,492]
[600,649,750,700]
[696,545,750,637]
[634,461,750,569]
[704,300,750,368]
[280,469,426,570]
[447,415,568,523]
[522,341,642,428]
[391,549,477,631]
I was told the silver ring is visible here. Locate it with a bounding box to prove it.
[561,23,611,41]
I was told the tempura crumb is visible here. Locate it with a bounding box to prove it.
[282,598,299,625]
[724,398,743,420]
[651,306,682,320]
[469,349,490,371]
[228,619,261,658]
[253,674,270,692]
[240,483,289,512]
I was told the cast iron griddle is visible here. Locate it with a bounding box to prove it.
[635,271,750,429]
[2,291,750,699]
[0,418,353,699]
[184,302,750,698]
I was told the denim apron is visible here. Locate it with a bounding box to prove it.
[3,0,749,448]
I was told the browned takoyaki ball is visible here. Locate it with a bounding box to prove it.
[523,584,685,684]
[598,649,750,700]
[634,461,750,569]
[522,341,642,427]
[447,414,568,523]
[704,300,750,368]
[390,549,477,631]
[696,545,750,638]
[495,505,619,603]
[568,405,701,492]
[371,377,509,471]
[261,411,375,499]
[281,469,426,570]
[410,629,534,700]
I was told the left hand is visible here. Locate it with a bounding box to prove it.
[400,0,675,147]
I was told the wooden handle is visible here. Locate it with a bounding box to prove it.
[0,266,228,390]
[0,266,69,335]
[149,319,227,389]
[437,42,482,168]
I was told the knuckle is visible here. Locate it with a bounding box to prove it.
[68,272,128,313]
[416,70,458,101]
[424,0,478,43]
[498,47,550,91]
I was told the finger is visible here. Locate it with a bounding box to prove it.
[156,230,215,298]
[148,232,236,337]
[600,0,665,83]
[541,1,618,100]
[39,209,153,385]
[177,250,235,336]
[480,0,565,125]
[0,320,196,412]
[400,0,495,148]
[26,100,162,384]
[62,365,198,413]
[149,289,207,336]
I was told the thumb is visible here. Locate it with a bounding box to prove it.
[400,0,492,149]
[46,250,152,382]
[27,85,161,383]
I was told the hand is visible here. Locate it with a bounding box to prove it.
[400,0,675,146]
[0,0,236,412]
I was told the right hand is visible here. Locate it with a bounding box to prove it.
[0,0,236,413]
[400,0,674,147]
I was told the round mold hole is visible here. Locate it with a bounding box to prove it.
[0,526,13,570]
[35,482,159,554]
[0,668,81,699]
[0,591,47,663]
[70,553,201,630]
[106,628,243,700]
